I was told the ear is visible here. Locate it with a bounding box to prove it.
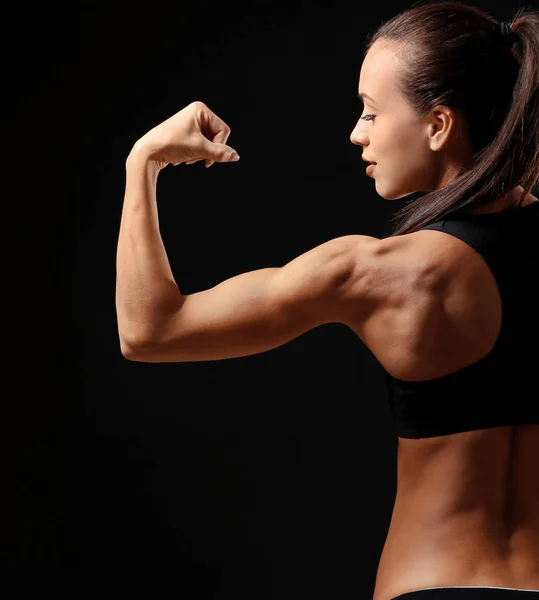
[428,105,456,152]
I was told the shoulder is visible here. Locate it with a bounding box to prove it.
[295,229,500,380]
[355,229,502,380]
[276,233,435,323]
[341,232,444,318]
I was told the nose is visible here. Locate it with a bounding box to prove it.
[350,122,368,147]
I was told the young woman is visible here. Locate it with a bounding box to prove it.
[116,2,539,598]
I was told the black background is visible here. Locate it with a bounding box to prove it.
[2,0,523,598]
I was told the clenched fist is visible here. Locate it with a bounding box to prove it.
[129,101,240,171]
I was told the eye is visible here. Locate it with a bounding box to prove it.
[361,114,376,122]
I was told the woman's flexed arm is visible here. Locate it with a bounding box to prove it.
[115,100,381,362]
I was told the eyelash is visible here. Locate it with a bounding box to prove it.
[361,114,376,121]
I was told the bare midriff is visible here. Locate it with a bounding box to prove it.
[373,425,539,600]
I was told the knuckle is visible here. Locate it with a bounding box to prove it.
[192,100,206,109]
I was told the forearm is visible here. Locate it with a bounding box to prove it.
[116,144,184,350]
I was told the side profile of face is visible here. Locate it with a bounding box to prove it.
[350,39,473,200]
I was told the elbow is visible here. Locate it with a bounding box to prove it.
[120,338,142,361]
[119,332,150,361]
[120,331,165,362]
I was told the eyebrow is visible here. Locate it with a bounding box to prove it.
[357,92,378,105]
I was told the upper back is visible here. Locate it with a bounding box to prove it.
[346,200,539,440]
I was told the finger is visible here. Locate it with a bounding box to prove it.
[195,105,236,167]
[196,103,232,141]
[205,128,227,168]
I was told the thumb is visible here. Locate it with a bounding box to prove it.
[208,142,240,163]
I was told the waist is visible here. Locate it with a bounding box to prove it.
[373,501,539,600]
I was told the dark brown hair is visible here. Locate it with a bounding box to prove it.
[364,1,539,236]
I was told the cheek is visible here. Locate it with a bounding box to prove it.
[374,123,428,192]
[384,126,428,178]
[389,119,423,154]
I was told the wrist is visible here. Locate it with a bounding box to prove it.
[126,139,162,173]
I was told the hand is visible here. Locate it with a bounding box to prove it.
[130,101,240,170]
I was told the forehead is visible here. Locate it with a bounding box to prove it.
[358,41,399,98]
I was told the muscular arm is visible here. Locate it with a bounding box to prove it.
[115,145,382,362]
